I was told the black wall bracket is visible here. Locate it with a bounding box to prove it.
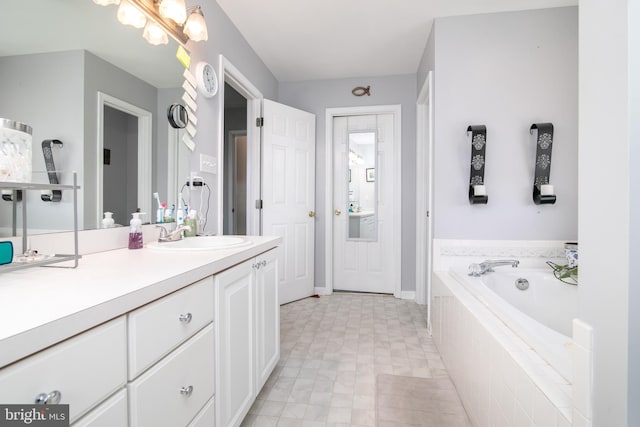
[530,123,556,205]
[467,125,488,204]
[41,139,63,202]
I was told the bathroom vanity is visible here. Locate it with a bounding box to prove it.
[0,236,281,427]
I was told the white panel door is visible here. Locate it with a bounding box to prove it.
[333,114,396,293]
[262,99,316,304]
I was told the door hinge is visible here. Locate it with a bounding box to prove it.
[256,117,264,127]
[255,199,263,209]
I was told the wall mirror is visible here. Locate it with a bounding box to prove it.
[0,0,184,236]
[347,131,377,241]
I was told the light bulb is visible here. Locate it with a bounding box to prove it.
[184,6,208,41]
[159,0,187,25]
[93,0,120,5]
[143,22,169,45]
[117,0,146,28]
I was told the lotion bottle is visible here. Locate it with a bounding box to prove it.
[102,212,115,228]
[128,212,143,249]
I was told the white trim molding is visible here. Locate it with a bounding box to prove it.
[324,105,402,298]
[217,55,263,236]
[96,92,152,229]
[416,71,434,309]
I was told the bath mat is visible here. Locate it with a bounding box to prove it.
[375,374,471,426]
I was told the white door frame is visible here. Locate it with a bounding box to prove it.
[217,55,263,235]
[325,105,402,297]
[416,72,434,329]
[96,92,152,227]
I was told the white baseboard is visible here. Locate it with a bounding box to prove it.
[314,286,332,296]
[400,291,416,300]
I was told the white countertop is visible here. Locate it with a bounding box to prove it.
[0,235,280,368]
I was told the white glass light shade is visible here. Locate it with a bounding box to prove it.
[184,6,208,41]
[143,22,169,45]
[93,0,120,5]
[117,0,146,28]
[159,0,187,25]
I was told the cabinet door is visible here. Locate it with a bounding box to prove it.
[215,260,255,427]
[255,250,280,391]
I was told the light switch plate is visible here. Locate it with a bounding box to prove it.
[200,154,217,174]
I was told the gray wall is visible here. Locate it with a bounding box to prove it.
[83,51,158,229]
[429,7,578,240]
[579,0,635,424]
[278,74,417,291]
[187,1,279,234]
[0,51,84,232]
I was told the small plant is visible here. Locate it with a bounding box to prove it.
[546,261,578,285]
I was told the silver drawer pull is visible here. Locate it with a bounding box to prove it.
[252,263,260,269]
[179,386,194,397]
[261,260,267,267]
[35,390,62,405]
[178,313,192,323]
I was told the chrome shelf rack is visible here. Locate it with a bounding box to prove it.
[0,172,81,272]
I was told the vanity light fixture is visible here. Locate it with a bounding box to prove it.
[143,21,169,45]
[94,0,209,47]
[184,6,208,41]
[117,0,147,28]
[159,0,187,25]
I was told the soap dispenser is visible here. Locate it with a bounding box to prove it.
[102,212,115,228]
[128,212,143,249]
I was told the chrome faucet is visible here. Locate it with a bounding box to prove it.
[156,224,191,242]
[468,259,519,276]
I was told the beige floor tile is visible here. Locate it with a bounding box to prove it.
[242,294,469,427]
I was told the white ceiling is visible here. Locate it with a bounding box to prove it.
[216,0,578,82]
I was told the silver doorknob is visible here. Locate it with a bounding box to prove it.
[179,385,194,397]
[178,313,192,323]
[335,209,342,216]
[35,390,62,405]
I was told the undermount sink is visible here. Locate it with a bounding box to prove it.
[146,236,252,251]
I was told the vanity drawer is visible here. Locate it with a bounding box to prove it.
[128,276,214,379]
[128,323,215,427]
[72,389,127,427]
[0,317,127,423]
[188,397,215,427]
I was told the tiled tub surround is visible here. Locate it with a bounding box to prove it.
[433,271,572,427]
[431,240,592,427]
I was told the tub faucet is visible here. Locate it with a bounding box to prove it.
[156,224,191,242]
[468,259,519,276]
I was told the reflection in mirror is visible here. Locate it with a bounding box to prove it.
[347,131,377,241]
[0,0,184,237]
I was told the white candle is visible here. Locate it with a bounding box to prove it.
[473,185,487,196]
[540,184,554,196]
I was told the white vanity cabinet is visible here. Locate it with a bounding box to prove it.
[215,249,279,427]
[126,277,215,427]
[0,238,281,427]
